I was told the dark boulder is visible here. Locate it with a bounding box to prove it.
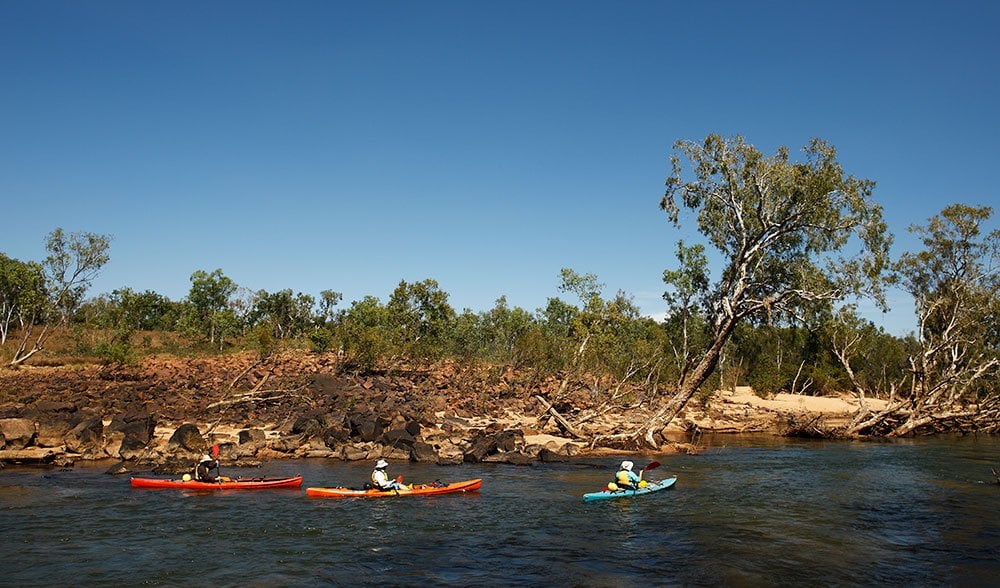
[239,429,267,444]
[118,424,154,460]
[349,416,384,443]
[291,416,324,439]
[323,426,350,449]
[108,410,156,445]
[271,436,304,453]
[382,428,415,448]
[65,417,103,454]
[0,418,36,450]
[404,419,422,438]
[410,441,438,463]
[495,429,524,452]
[167,423,206,454]
[464,433,498,463]
[35,418,75,448]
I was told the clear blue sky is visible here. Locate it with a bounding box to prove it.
[2,1,997,336]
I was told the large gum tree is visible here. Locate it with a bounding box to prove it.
[642,134,892,446]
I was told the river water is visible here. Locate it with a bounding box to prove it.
[1,435,998,587]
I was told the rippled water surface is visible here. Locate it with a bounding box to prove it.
[2,436,998,586]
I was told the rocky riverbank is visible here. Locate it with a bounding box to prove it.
[0,351,879,472]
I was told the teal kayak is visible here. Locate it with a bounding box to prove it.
[582,476,677,502]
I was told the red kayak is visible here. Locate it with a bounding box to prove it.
[306,478,482,498]
[130,476,303,490]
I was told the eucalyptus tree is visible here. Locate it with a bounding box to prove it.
[4,229,112,366]
[43,228,113,326]
[643,134,892,445]
[249,289,318,340]
[847,204,1000,435]
[182,269,238,347]
[661,240,710,385]
[555,268,662,394]
[386,278,456,359]
[80,287,175,343]
[0,254,46,347]
[335,295,390,371]
[317,290,343,326]
[478,296,536,366]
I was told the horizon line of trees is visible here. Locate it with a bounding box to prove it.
[0,250,915,397]
[3,134,998,440]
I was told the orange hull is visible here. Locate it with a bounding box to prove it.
[306,478,482,498]
[130,476,303,490]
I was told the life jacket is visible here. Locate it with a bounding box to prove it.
[372,469,389,490]
[616,469,636,487]
[195,461,213,481]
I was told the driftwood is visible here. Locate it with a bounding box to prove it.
[534,395,583,439]
[0,448,58,463]
[779,414,832,439]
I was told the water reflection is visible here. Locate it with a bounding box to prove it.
[0,436,997,586]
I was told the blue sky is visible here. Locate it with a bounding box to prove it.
[2,1,997,336]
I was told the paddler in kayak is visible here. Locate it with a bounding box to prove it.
[371,459,406,492]
[194,454,221,483]
[609,460,647,491]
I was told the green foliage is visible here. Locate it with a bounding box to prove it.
[896,204,1000,403]
[335,295,391,372]
[184,269,238,345]
[652,133,893,422]
[0,253,47,345]
[251,323,277,360]
[308,326,334,354]
[94,339,134,366]
[248,288,317,340]
[43,228,113,326]
[317,290,342,325]
[78,288,176,332]
[386,279,456,359]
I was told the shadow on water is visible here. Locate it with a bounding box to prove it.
[2,435,998,586]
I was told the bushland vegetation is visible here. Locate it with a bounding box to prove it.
[2,135,997,440]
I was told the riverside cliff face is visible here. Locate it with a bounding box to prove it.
[0,351,873,470]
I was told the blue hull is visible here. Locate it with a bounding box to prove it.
[582,476,677,502]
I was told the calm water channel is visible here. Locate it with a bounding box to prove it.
[1,435,998,587]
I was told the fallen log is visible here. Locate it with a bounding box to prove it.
[534,395,583,439]
[0,448,59,464]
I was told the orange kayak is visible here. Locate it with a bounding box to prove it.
[130,476,303,490]
[306,478,482,498]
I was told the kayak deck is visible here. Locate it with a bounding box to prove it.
[130,476,303,490]
[306,478,482,498]
[583,476,677,502]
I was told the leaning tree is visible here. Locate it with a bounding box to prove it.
[638,134,892,447]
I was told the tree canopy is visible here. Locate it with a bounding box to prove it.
[644,134,893,444]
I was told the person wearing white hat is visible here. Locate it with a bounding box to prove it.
[371,459,405,491]
[612,460,642,490]
[194,454,220,483]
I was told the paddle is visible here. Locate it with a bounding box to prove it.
[642,461,661,473]
[210,444,224,483]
